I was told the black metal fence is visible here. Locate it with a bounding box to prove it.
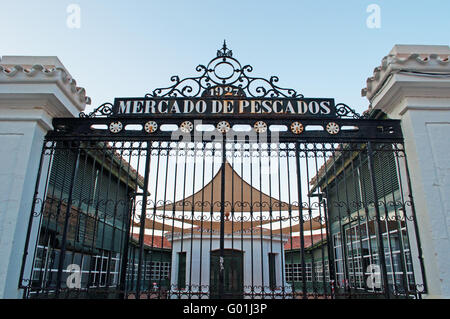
[19,134,426,299]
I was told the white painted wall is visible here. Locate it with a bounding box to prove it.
[363,45,450,298]
[0,56,88,298]
[0,120,48,298]
[395,105,450,298]
[168,234,292,299]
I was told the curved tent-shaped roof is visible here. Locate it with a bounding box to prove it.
[154,161,304,213]
[135,161,324,235]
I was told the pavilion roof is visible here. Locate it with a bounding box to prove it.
[135,161,324,235]
[154,161,303,213]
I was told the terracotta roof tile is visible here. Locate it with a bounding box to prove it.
[284,234,326,250]
[131,234,326,251]
[131,234,172,249]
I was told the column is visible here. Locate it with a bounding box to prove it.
[362,45,450,298]
[0,56,90,298]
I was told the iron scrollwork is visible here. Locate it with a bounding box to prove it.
[80,42,366,121]
[79,102,113,118]
[335,103,364,119]
[145,40,304,99]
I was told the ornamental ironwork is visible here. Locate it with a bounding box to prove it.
[80,42,367,119]
[79,102,113,118]
[145,40,304,99]
[20,42,427,301]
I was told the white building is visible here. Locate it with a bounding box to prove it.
[140,161,321,299]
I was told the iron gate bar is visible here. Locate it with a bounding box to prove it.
[187,145,194,298]
[230,142,235,298]
[18,141,47,293]
[42,142,69,297]
[118,152,135,298]
[295,143,307,299]
[391,145,416,296]
[332,145,349,296]
[55,143,80,297]
[277,147,284,296]
[249,145,254,298]
[36,142,57,297]
[342,148,357,296]
[377,145,402,295]
[149,143,164,297]
[267,143,274,296]
[239,145,245,296]
[357,145,377,296]
[367,142,391,299]
[398,145,428,296]
[198,142,206,298]
[321,149,336,298]
[349,151,365,294]
[313,149,329,298]
[127,142,141,297]
[180,139,188,296]
[31,143,54,298]
[102,142,116,291]
[305,146,317,297]
[146,142,157,297]
[219,140,226,298]
[159,145,171,299]
[171,144,179,297]
[388,148,410,296]
[127,142,144,296]
[135,143,151,299]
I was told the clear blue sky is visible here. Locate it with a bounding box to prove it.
[1,0,449,115]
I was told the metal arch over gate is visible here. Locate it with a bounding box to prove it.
[19,42,427,299]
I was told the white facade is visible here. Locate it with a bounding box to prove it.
[167,232,292,298]
[0,56,89,298]
[362,45,450,298]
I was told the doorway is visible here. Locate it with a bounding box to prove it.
[210,249,243,299]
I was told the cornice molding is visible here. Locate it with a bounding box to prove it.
[362,45,450,102]
[0,63,91,112]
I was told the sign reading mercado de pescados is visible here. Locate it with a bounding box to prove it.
[113,95,336,118]
[111,42,337,119]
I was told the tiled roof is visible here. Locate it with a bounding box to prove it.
[93,142,146,188]
[362,45,450,101]
[131,233,325,251]
[131,234,172,249]
[0,61,91,106]
[284,234,326,250]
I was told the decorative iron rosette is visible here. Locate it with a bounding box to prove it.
[254,121,268,133]
[144,121,158,133]
[216,121,231,134]
[290,122,304,135]
[180,121,194,133]
[109,121,123,133]
[326,122,340,135]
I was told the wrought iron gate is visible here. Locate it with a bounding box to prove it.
[19,43,427,299]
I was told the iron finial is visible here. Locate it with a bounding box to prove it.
[217,40,233,57]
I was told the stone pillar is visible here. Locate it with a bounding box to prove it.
[362,45,450,298]
[0,56,90,298]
